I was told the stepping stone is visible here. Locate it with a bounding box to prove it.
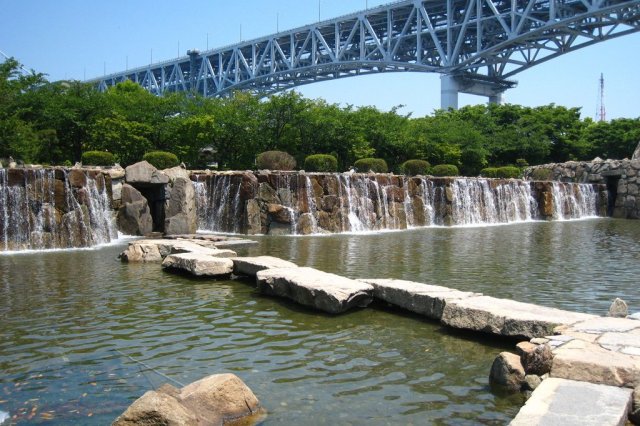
[510,378,633,426]
[440,295,596,339]
[566,317,640,334]
[256,267,373,314]
[231,256,298,278]
[550,338,640,388]
[162,253,233,278]
[120,239,236,262]
[359,278,479,319]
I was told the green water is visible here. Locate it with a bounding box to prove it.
[1,218,639,425]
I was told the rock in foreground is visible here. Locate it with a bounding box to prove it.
[256,267,373,314]
[112,373,263,426]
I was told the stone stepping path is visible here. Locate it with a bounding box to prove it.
[360,278,596,339]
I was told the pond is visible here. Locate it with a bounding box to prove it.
[1,218,638,425]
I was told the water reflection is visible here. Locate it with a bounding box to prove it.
[250,219,640,313]
[1,219,638,424]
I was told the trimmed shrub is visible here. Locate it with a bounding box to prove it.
[495,166,522,179]
[516,158,529,168]
[401,159,431,176]
[142,151,180,170]
[481,166,523,179]
[81,151,115,166]
[354,158,388,173]
[480,167,499,178]
[431,164,459,177]
[530,168,553,181]
[304,154,338,172]
[256,150,297,171]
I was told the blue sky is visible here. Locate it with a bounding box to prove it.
[1,0,639,119]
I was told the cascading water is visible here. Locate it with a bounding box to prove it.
[551,182,598,220]
[192,172,604,235]
[0,168,117,251]
[194,174,244,233]
[449,179,537,226]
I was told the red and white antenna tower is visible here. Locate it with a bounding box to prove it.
[596,73,606,122]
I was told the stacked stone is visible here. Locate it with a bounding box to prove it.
[524,143,640,219]
[116,161,197,235]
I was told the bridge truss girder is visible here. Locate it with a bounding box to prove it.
[92,0,640,109]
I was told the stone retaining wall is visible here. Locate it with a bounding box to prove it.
[524,158,640,219]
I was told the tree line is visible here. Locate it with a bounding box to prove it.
[1,58,639,174]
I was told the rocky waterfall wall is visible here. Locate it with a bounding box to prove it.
[193,172,608,235]
[0,168,117,251]
[524,157,640,219]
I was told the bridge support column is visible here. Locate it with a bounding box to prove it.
[440,75,459,110]
[441,74,515,110]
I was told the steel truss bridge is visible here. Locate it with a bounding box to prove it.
[90,0,640,109]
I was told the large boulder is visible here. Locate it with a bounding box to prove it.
[632,141,640,161]
[117,184,153,236]
[112,373,262,426]
[164,177,197,235]
[125,161,169,185]
[162,253,234,278]
[256,267,373,314]
[489,352,525,391]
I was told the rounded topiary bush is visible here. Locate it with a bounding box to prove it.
[304,154,338,172]
[401,159,431,176]
[81,151,115,166]
[480,167,499,178]
[354,158,388,173]
[431,164,459,177]
[495,166,522,179]
[530,168,553,181]
[142,151,180,170]
[256,151,297,171]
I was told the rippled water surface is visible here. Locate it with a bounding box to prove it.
[1,218,639,425]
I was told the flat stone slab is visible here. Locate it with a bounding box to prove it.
[120,239,236,262]
[566,317,640,334]
[165,234,258,248]
[510,378,633,426]
[231,256,298,278]
[162,253,234,277]
[441,296,596,339]
[256,267,373,314]
[358,279,480,319]
[550,339,640,388]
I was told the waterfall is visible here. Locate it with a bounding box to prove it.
[194,174,243,233]
[0,169,117,251]
[303,175,319,234]
[192,172,604,235]
[551,182,598,220]
[449,179,537,226]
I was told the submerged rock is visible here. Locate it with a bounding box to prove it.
[112,373,262,426]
